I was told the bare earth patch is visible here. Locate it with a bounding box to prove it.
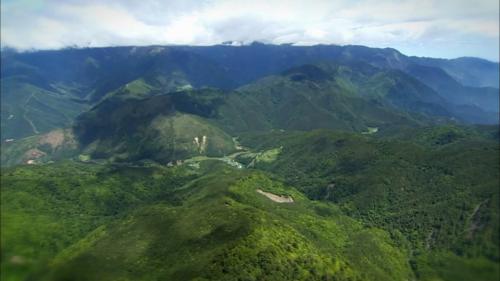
[23,148,46,161]
[38,129,65,149]
[9,255,27,265]
[256,189,294,203]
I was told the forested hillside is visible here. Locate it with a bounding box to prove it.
[1,44,498,281]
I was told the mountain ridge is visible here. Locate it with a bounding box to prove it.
[2,44,498,140]
[1,43,499,281]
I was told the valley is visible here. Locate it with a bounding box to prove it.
[1,43,498,281]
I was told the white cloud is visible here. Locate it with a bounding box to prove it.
[1,0,498,60]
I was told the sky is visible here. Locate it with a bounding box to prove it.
[1,0,499,61]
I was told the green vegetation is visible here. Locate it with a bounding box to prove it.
[1,161,197,281]
[255,147,282,162]
[2,161,414,281]
[73,91,235,164]
[1,129,79,166]
[239,126,499,280]
[0,77,88,140]
[216,64,427,134]
[103,78,157,100]
[1,46,498,281]
[415,251,499,281]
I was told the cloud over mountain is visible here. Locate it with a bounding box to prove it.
[1,0,498,60]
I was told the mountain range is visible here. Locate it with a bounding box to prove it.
[1,43,499,281]
[1,43,498,140]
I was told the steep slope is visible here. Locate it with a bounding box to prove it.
[8,44,497,92]
[1,161,415,281]
[237,127,499,280]
[187,43,499,88]
[316,63,451,117]
[74,90,235,163]
[409,56,500,88]
[180,44,499,125]
[1,47,234,103]
[1,47,235,140]
[0,77,88,140]
[2,44,497,141]
[1,44,498,281]
[216,63,445,133]
[4,44,498,100]
[405,64,499,123]
[1,129,79,167]
[1,62,454,166]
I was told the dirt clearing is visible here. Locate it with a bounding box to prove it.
[256,189,294,203]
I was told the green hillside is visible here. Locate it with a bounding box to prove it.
[2,125,498,281]
[238,127,499,280]
[1,129,79,167]
[1,46,498,281]
[2,161,414,281]
[74,92,235,164]
[217,64,431,134]
[0,77,88,140]
[2,45,496,142]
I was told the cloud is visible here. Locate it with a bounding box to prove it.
[1,0,498,60]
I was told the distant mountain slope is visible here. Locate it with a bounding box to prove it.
[1,47,235,139]
[0,128,78,167]
[2,47,235,101]
[2,44,497,141]
[1,60,492,167]
[409,56,500,88]
[74,91,235,163]
[219,71,417,133]
[217,62,456,133]
[405,64,498,123]
[4,44,497,92]
[186,43,499,87]
[0,61,463,166]
[0,77,87,140]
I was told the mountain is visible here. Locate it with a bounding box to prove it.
[409,56,500,88]
[0,76,88,139]
[187,43,499,88]
[240,127,499,254]
[0,128,79,167]
[2,161,418,281]
[217,63,437,133]
[1,47,234,139]
[1,44,499,281]
[0,60,490,166]
[2,44,498,140]
[74,89,236,164]
[1,47,234,102]
[237,126,500,280]
[2,61,439,166]
[2,127,498,281]
[405,64,498,123]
